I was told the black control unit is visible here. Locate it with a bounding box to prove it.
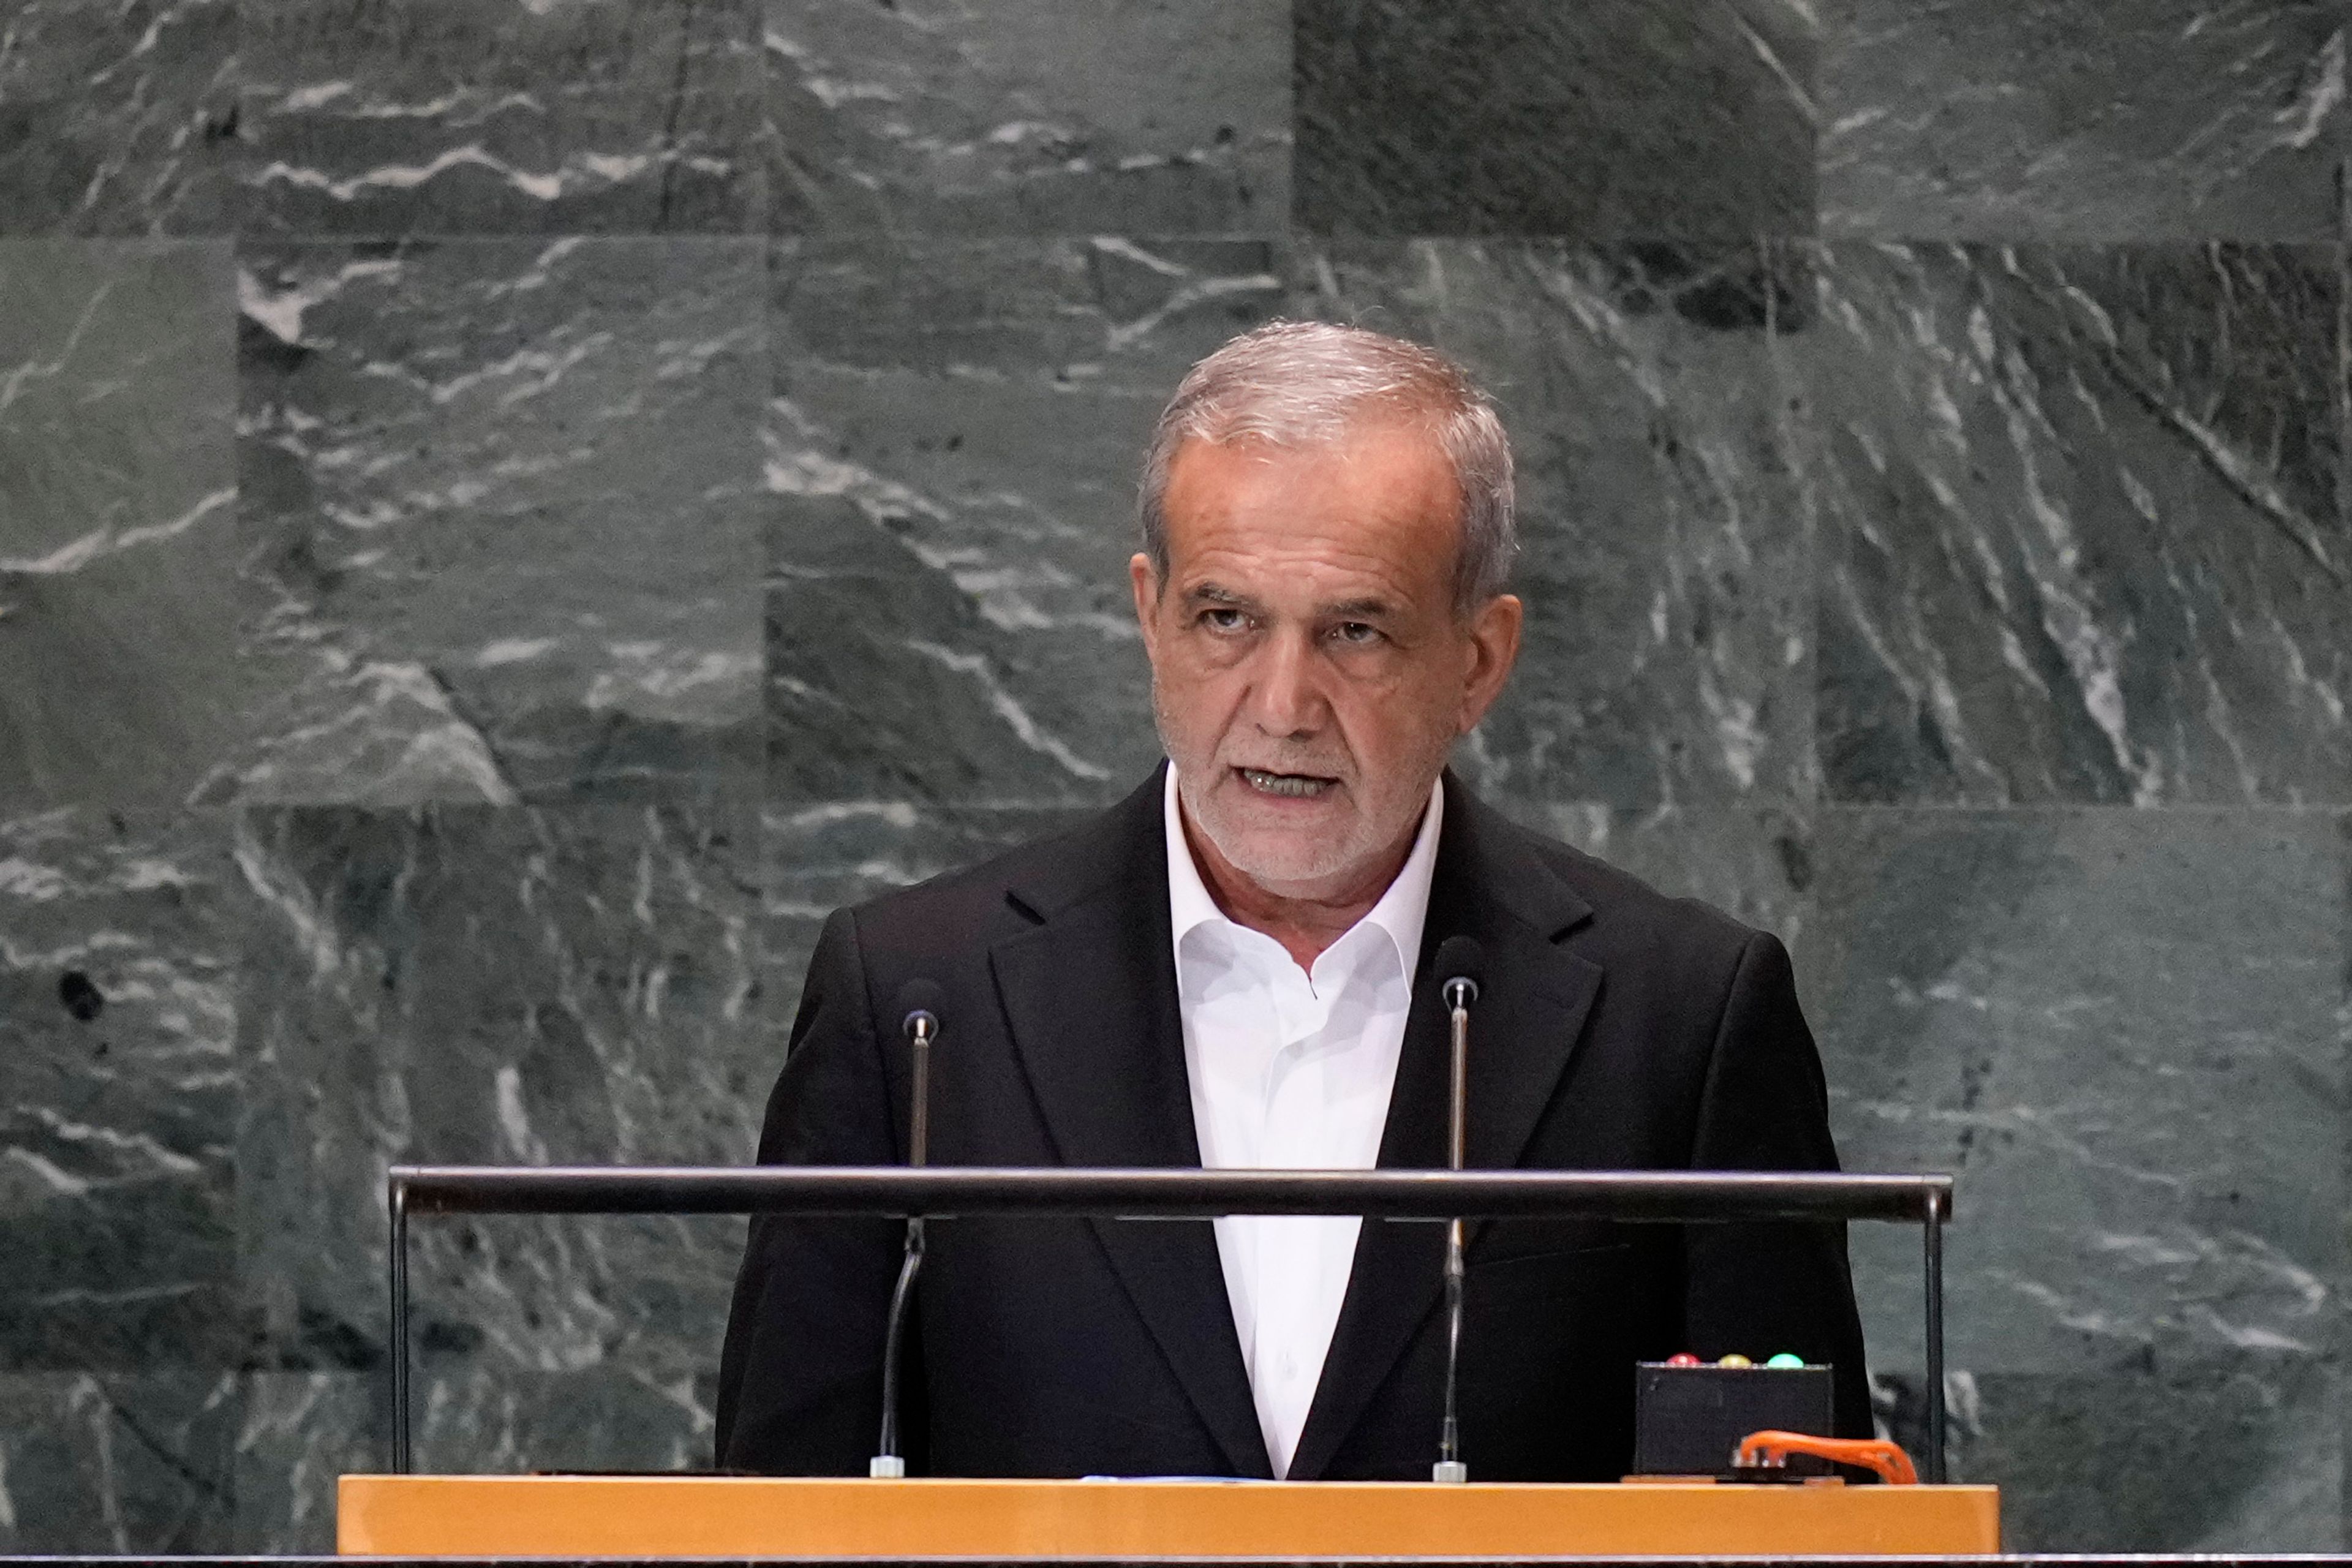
[1630,1361,1836,1476]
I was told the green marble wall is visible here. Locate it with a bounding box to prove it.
[1,0,2346,1550]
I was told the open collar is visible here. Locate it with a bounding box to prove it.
[992,764,1604,1480]
[1161,763,1445,992]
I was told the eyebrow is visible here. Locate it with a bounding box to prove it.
[1183,582,1403,620]
[1184,582,1257,609]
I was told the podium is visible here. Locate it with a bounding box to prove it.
[337,1475,2000,1556]
[368,1166,1972,1559]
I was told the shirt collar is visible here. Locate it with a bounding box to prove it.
[1163,763,1445,984]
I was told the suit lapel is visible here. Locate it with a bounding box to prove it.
[1285,778,1604,1480]
[990,770,1272,1479]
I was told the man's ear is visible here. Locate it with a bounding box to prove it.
[1129,552,1162,659]
[1458,592,1523,734]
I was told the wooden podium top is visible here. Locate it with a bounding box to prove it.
[337,1474,2000,1558]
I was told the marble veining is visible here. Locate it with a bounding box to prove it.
[1296,0,1817,239]
[1801,244,2350,805]
[235,0,764,236]
[1502,801,1818,949]
[234,802,761,1389]
[760,799,1093,1000]
[1821,0,2350,240]
[767,0,1289,236]
[232,1373,377,1551]
[0,241,237,811]
[1294,239,1814,808]
[1806,807,2348,1549]
[0,0,235,236]
[0,810,243,1371]
[0,1373,239,1553]
[220,238,766,807]
[767,236,1283,805]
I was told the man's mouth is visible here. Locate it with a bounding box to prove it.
[1235,766,1338,799]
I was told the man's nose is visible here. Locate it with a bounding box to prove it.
[1247,627,1328,738]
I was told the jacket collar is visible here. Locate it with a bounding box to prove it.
[991,764,1603,1479]
[1285,773,1604,1479]
[990,764,1272,1477]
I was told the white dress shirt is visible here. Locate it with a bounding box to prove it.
[1164,764,1444,1478]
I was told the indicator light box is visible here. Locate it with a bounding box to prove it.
[1631,1360,1836,1477]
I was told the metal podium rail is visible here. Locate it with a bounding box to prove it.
[385,1165,1954,1480]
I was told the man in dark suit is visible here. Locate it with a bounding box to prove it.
[717,321,1868,1480]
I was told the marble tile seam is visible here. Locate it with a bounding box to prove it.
[757,797,2352,818]
[29,224,2352,244]
[29,227,2351,246]
[13,229,2340,256]
[1804,801,2352,817]
[224,232,771,246]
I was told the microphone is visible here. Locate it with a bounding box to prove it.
[872,978,944,1479]
[1430,935,1485,1485]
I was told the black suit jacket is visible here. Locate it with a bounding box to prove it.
[717,767,1869,1479]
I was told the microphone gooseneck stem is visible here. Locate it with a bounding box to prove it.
[909,1019,932,1169]
[1434,989,1472,1484]
[1447,994,1469,1170]
[873,1011,936,1479]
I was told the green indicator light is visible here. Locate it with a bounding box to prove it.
[1764,1353,1805,1369]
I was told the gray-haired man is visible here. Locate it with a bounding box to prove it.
[718,321,1868,1480]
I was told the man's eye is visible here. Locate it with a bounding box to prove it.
[1332,621,1381,645]
[1200,608,1248,632]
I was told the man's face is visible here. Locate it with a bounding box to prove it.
[1131,420,1522,902]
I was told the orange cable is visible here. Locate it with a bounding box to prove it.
[1735,1430,1920,1485]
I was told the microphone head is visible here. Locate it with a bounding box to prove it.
[1434,935,1485,1007]
[895,978,946,1041]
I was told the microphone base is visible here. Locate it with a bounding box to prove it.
[1431,1460,1468,1485]
[869,1455,907,1479]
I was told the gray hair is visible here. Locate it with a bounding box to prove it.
[1137,320,1517,617]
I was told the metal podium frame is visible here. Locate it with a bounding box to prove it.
[383,1166,1953,1482]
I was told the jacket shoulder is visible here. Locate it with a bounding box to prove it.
[1496,807,1771,969]
[834,789,1149,948]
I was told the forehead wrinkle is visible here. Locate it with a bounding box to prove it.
[1162,432,1461,615]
